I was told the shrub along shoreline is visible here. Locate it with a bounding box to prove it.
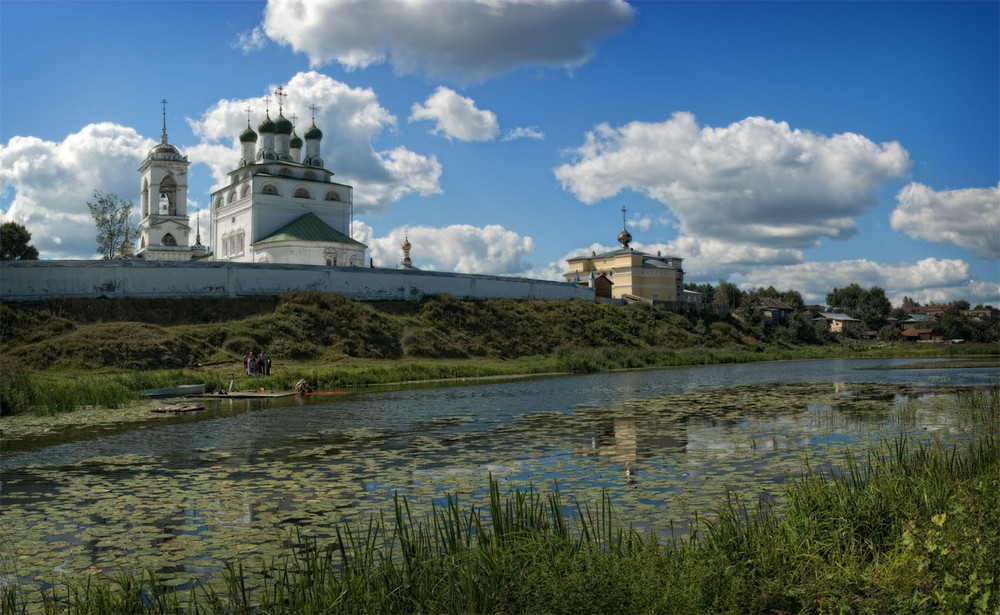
[5,389,997,614]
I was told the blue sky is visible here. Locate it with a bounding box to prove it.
[1,0,997,305]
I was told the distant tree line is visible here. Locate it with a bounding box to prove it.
[685,280,997,344]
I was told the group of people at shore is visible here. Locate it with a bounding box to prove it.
[239,350,314,393]
[243,351,271,376]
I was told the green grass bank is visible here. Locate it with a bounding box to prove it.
[4,389,997,614]
[2,292,994,416]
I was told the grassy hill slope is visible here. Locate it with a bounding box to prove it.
[1,291,762,372]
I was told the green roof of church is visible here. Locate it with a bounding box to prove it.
[255,212,365,247]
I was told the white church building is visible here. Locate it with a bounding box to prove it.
[136,94,367,266]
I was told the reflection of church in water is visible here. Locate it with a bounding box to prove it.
[582,418,688,481]
[135,92,367,266]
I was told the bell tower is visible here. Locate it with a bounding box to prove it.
[136,100,204,260]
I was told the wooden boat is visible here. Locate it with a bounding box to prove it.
[151,405,205,414]
[141,384,206,398]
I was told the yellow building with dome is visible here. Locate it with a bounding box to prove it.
[564,213,699,304]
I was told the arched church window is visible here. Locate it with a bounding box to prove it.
[294,188,310,199]
[228,191,237,203]
[262,184,278,195]
[159,174,177,215]
[162,233,177,247]
[141,179,149,218]
[325,190,340,201]
[324,248,338,267]
[349,254,361,267]
[215,197,223,209]
[242,185,251,198]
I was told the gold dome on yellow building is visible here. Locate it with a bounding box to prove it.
[564,207,700,305]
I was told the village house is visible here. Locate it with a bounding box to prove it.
[813,312,861,334]
[961,306,999,320]
[757,297,795,324]
[901,313,937,328]
[901,328,947,343]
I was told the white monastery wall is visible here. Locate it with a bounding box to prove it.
[0,261,595,303]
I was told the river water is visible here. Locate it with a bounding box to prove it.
[2,358,997,590]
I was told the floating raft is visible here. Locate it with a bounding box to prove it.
[198,390,348,399]
[141,384,206,398]
[151,405,205,414]
[199,391,297,399]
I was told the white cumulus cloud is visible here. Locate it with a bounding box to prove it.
[409,87,499,142]
[187,71,442,212]
[354,221,536,275]
[233,25,268,54]
[890,182,1000,259]
[502,126,545,142]
[554,112,912,249]
[261,0,634,82]
[0,123,155,259]
[733,257,979,305]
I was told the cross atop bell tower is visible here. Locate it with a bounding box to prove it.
[160,99,169,143]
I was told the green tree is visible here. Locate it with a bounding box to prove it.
[685,282,715,303]
[856,286,892,331]
[901,296,920,307]
[936,307,973,341]
[780,289,804,310]
[715,280,743,309]
[0,221,39,261]
[951,299,970,311]
[87,191,137,259]
[826,283,866,313]
[877,325,902,341]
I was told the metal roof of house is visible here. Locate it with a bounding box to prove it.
[255,212,366,247]
[813,312,860,321]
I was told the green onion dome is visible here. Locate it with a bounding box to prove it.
[274,112,293,135]
[258,113,276,134]
[304,120,323,140]
[239,123,258,143]
[289,131,303,149]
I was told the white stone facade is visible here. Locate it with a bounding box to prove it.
[136,113,206,260]
[211,106,366,266]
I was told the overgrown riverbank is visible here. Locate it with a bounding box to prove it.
[5,388,997,614]
[2,292,994,416]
